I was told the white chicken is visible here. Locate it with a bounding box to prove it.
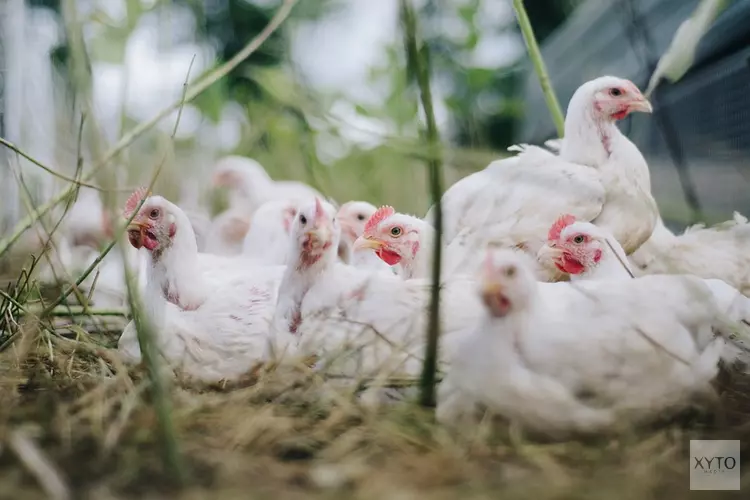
[60,187,112,250]
[117,191,286,382]
[537,214,633,281]
[537,215,750,362]
[336,201,394,273]
[203,208,252,256]
[241,198,300,265]
[119,187,278,308]
[629,213,750,296]
[271,198,484,381]
[437,249,729,436]
[427,76,658,281]
[353,205,486,280]
[212,155,323,214]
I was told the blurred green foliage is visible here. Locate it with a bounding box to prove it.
[23,0,578,215]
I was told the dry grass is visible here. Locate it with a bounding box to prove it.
[0,318,748,499]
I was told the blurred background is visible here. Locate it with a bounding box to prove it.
[0,0,748,239]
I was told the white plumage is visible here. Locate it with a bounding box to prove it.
[116,191,285,382]
[242,198,301,265]
[271,198,483,380]
[212,155,323,214]
[629,213,750,296]
[427,77,658,281]
[437,249,729,436]
[336,201,395,274]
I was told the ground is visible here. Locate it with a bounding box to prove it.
[0,321,748,499]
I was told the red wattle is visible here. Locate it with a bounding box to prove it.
[376,248,402,266]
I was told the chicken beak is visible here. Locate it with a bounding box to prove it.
[537,243,564,267]
[352,235,384,252]
[481,281,504,299]
[629,97,653,114]
[126,219,147,249]
[304,225,330,249]
[480,280,512,317]
[126,219,147,232]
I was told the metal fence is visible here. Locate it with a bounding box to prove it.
[518,0,750,227]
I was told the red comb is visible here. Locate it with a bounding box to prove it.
[364,205,395,234]
[123,186,149,218]
[548,214,577,242]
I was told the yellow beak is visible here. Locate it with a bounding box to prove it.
[536,243,564,266]
[352,235,384,252]
[305,226,330,247]
[630,97,653,114]
[481,281,504,298]
[127,219,147,232]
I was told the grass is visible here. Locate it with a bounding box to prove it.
[1,1,749,497]
[0,327,748,498]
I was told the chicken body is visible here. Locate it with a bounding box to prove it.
[212,155,322,214]
[438,250,725,436]
[428,77,658,281]
[117,191,285,382]
[272,199,483,381]
[242,198,300,265]
[539,216,750,365]
[629,213,750,296]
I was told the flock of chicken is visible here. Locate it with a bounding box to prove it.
[37,76,750,437]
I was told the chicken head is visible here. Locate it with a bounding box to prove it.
[480,249,537,318]
[123,188,176,253]
[584,76,652,121]
[291,197,340,268]
[538,214,605,275]
[353,206,426,267]
[337,201,378,246]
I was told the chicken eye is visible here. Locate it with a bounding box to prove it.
[609,88,622,97]
[390,226,402,237]
[299,214,307,226]
[149,208,160,219]
[504,266,516,277]
[573,235,585,244]
[357,214,366,221]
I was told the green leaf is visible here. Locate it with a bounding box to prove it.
[466,68,495,90]
[192,74,227,123]
[457,4,475,24]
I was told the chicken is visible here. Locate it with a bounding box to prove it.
[117,190,285,382]
[203,208,252,256]
[212,155,323,214]
[242,198,300,265]
[629,213,750,296]
[437,249,726,436]
[538,215,750,364]
[271,198,484,381]
[120,187,277,309]
[353,205,485,280]
[336,201,394,273]
[537,214,633,281]
[60,188,113,250]
[427,76,658,281]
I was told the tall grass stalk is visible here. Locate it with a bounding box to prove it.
[400,0,443,408]
[511,0,565,137]
[0,0,298,259]
[122,254,186,484]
